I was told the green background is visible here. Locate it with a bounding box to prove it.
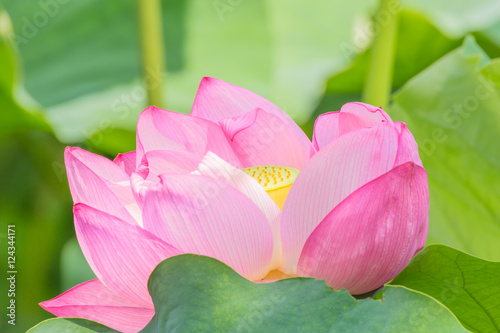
[1,0,500,332]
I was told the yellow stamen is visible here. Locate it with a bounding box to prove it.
[242,165,299,210]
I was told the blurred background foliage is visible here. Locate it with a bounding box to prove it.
[0,0,499,331]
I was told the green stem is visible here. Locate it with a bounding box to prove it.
[137,0,166,107]
[362,0,399,108]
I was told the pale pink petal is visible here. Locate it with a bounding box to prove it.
[67,147,142,225]
[136,106,240,167]
[312,111,340,151]
[107,180,143,227]
[394,122,423,167]
[338,102,392,137]
[40,279,153,333]
[191,77,315,159]
[298,162,429,295]
[312,103,392,150]
[219,107,259,140]
[219,108,311,169]
[280,122,400,275]
[142,173,273,280]
[130,172,153,209]
[65,147,136,225]
[197,152,282,270]
[67,147,129,182]
[129,151,201,209]
[74,204,181,307]
[113,151,137,176]
[139,150,200,180]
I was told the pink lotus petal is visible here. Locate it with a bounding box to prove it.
[142,173,273,280]
[338,102,392,137]
[74,204,181,307]
[414,211,429,255]
[130,172,153,209]
[312,103,392,150]
[280,122,400,275]
[136,106,240,168]
[196,152,282,270]
[394,122,423,167]
[113,151,137,176]
[139,150,200,180]
[415,220,429,255]
[130,150,201,209]
[191,77,315,159]
[298,162,429,295]
[40,279,153,333]
[312,111,340,151]
[65,147,137,225]
[67,147,129,182]
[219,108,310,169]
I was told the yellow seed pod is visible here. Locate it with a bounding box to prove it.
[242,166,300,210]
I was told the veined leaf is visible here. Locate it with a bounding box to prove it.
[391,245,500,333]
[140,254,467,332]
[390,36,500,261]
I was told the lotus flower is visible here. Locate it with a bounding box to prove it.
[40,77,428,332]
